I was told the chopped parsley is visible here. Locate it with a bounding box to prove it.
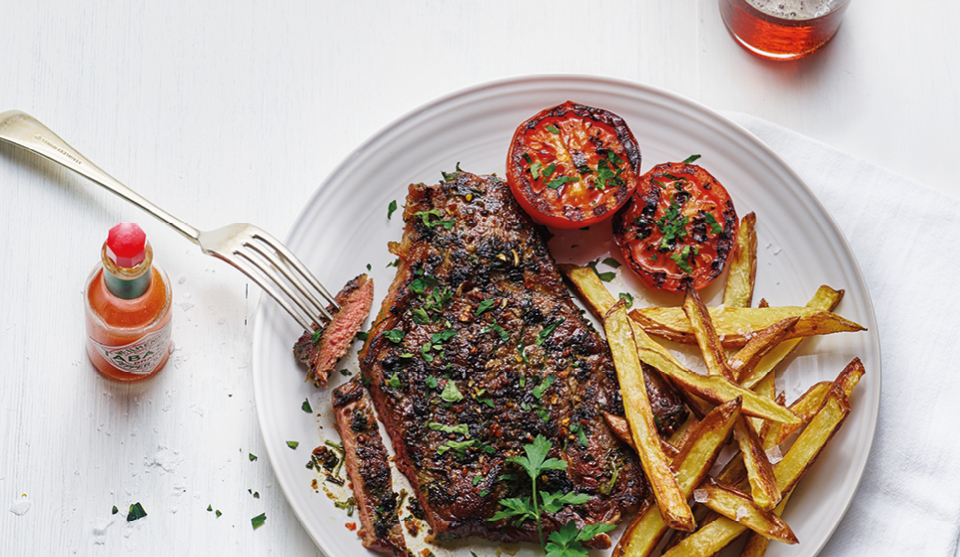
[310,329,322,344]
[437,439,475,456]
[126,502,147,522]
[656,194,690,251]
[475,299,496,316]
[670,245,695,274]
[618,292,634,308]
[440,380,463,403]
[215,509,222,518]
[473,475,483,486]
[536,319,565,346]
[546,176,579,190]
[249,453,257,462]
[413,209,455,230]
[542,163,556,179]
[569,423,589,448]
[355,331,369,341]
[682,154,702,164]
[595,152,625,191]
[529,161,543,179]
[704,212,723,234]
[425,376,438,389]
[586,260,615,282]
[387,199,398,219]
[383,329,405,343]
[545,123,560,134]
[301,398,312,413]
[366,263,371,271]
[286,441,300,450]
[602,257,621,268]
[112,505,118,515]
[388,373,401,389]
[532,376,556,399]
[408,274,439,295]
[251,512,267,530]
[386,258,400,268]
[207,505,213,511]
[428,422,469,435]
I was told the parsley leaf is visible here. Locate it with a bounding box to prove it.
[618,292,634,308]
[286,440,299,449]
[301,398,312,413]
[409,274,439,295]
[546,123,560,134]
[251,512,266,530]
[249,453,257,462]
[388,373,401,389]
[475,299,496,316]
[440,380,463,403]
[536,319,565,346]
[546,176,580,190]
[436,439,475,456]
[112,505,119,515]
[383,329,405,343]
[126,502,147,522]
[429,422,469,435]
[425,376,438,389]
[704,212,723,234]
[532,376,556,399]
[387,200,398,219]
[586,260,616,282]
[540,491,591,514]
[602,257,622,269]
[682,154,702,164]
[414,209,455,230]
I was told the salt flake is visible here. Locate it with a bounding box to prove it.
[693,489,709,503]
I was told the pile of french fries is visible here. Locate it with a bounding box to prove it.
[560,212,867,557]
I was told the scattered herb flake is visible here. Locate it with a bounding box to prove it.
[428,422,469,435]
[301,398,312,413]
[475,299,496,316]
[704,212,723,234]
[602,257,621,269]
[310,329,322,344]
[215,509,222,518]
[112,505,118,515]
[249,453,257,462]
[546,176,579,190]
[286,441,300,450]
[339,369,352,376]
[387,199,398,219]
[546,124,560,134]
[126,502,147,522]
[386,258,400,268]
[253,491,260,499]
[440,380,463,403]
[618,292,634,308]
[251,512,267,530]
[355,331,369,341]
[425,376,438,389]
[207,505,213,511]
[682,154,702,164]
[437,439,475,456]
[388,373,401,389]
[383,329,405,343]
[532,376,556,399]
[536,319,565,346]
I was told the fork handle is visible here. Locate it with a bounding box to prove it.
[0,110,201,244]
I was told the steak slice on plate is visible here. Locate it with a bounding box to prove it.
[359,171,687,545]
[332,378,407,557]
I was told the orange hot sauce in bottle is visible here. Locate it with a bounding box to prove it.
[84,223,173,381]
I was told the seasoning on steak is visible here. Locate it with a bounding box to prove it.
[332,378,407,557]
[358,171,688,546]
[294,274,374,387]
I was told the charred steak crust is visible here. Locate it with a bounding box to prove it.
[359,171,682,545]
[332,379,407,557]
[294,273,374,387]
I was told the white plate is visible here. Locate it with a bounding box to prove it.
[253,76,880,557]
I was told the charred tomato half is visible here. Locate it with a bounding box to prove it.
[612,161,738,292]
[506,101,641,228]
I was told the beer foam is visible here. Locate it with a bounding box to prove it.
[746,0,836,19]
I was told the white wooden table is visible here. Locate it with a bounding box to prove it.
[1,1,957,555]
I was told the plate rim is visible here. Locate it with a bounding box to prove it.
[253,74,881,557]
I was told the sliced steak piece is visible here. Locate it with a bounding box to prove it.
[359,171,686,545]
[332,378,407,557]
[294,273,374,387]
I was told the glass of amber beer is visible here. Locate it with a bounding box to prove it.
[719,0,852,60]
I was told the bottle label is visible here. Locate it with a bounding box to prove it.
[90,325,172,375]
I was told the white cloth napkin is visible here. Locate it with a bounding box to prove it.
[723,112,960,556]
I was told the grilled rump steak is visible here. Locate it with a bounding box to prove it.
[332,379,407,557]
[294,273,374,387]
[358,171,687,545]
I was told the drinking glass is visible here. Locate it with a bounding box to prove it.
[719,0,852,60]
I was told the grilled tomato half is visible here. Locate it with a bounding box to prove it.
[612,160,738,292]
[506,101,641,228]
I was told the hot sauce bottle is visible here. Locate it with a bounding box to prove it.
[84,222,173,381]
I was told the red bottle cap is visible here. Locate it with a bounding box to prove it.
[106,222,147,268]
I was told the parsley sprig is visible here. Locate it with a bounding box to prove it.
[489,436,589,547]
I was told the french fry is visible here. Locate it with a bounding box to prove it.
[683,286,738,381]
[629,304,864,348]
[695,478,797,544]
[614,398,742,557]
[730,317,799,382]
[766,358,865,448]
[738,285,844,389]
[661,391,850,557]
[602,411,680,460]
[723,212,758,308]
[604,302,694,532]
[633,341,800,424]
[740,490,795,557]
[749,370,777,436]
[734,418,781,511]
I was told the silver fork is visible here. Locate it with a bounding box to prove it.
[0,110,339,332]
